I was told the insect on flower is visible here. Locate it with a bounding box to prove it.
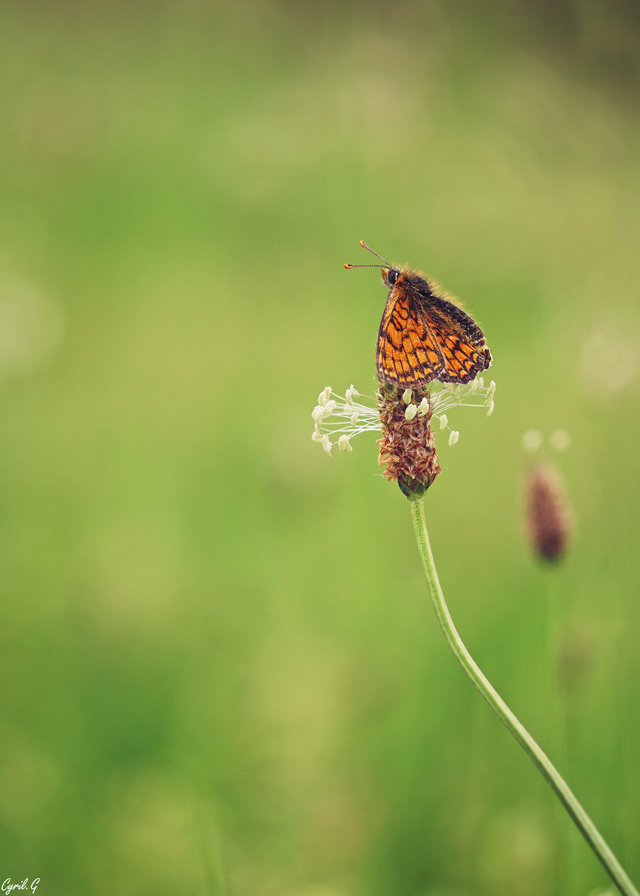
[345,241,492,387]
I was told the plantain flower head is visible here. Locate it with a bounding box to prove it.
[312,377,495,497]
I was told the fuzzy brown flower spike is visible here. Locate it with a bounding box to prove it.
[312,379,495,492]
[526,461,573,562]
[377,382,441,497]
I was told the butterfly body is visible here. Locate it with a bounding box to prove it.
[376,265,491,387]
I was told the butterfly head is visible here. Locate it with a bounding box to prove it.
[381,267,400,289]
[345,243,431,296]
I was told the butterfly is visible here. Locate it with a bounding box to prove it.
[345,241,492,387]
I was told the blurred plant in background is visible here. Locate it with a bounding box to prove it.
[525,460,573,562]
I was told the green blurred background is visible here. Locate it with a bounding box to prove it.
[1,1,640,894]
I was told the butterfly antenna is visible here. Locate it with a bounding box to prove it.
[344,263,382,269]
[344,240,392,269]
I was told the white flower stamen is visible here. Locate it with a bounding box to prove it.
[405,403,418,421]
[311,379,496,455]
[311,386,381,455]
[318,386,332,405]
[312,399,337,423]
[345,384,359,404]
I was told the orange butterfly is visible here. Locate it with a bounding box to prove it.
[345,241,492,387]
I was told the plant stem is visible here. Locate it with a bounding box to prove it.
[409,494,639,896]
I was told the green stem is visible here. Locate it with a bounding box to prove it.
[409,494,638,896]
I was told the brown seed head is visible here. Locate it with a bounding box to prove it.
[525,461,573,562]
[377,381,441,498]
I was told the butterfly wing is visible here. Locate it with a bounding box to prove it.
[376,288,446,386]
[376,282,491,387]
[421,295,492,384]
